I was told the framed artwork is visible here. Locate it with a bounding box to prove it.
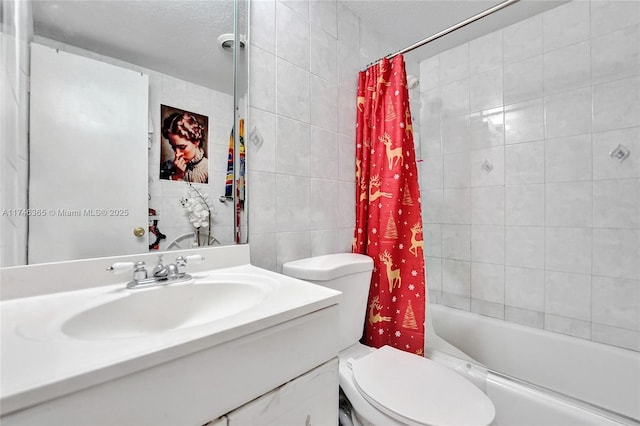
[159,105,209,183]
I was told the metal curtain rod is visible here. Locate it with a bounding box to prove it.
[362,0,520,71]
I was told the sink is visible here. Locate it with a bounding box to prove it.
[61,279,273,340]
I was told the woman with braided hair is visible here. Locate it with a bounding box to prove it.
[160,111,209,183]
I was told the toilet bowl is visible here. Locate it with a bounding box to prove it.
[283,253,495,426]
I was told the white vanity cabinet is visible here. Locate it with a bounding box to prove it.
[217,358,339,426]
[1,252,342,426]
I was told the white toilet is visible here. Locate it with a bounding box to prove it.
[283,253,495,426]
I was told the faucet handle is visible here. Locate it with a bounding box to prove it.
[184,254,205,264]
[107,262,135,274]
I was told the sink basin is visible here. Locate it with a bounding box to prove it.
[61,280,272,340]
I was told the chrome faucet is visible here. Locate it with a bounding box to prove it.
[107,254,205,289]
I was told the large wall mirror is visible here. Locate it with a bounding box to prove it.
[1,0,248,266]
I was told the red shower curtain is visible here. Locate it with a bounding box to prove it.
[353,55,426,356]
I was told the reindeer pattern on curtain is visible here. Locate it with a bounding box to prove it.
[353,55,426,355]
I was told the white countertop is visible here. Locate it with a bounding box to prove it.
[0,263,340,415]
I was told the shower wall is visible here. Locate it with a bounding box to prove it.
[247,0,417,272]
[418,0,639,351]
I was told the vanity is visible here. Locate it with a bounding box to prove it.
[0,245,341,425]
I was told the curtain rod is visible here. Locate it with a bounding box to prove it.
[361,0,520,71]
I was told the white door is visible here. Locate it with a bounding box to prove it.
[29,43,149,263]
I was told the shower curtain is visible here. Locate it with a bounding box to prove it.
[353,55,426,356]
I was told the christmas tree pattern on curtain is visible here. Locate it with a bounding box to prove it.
[353,55,426,356]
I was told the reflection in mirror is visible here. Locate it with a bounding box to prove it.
[0,0,248,266]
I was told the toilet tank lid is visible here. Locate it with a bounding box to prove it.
[282,253,373,281]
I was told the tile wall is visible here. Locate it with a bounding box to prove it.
[247,0,416,271]
[419,0,640,351]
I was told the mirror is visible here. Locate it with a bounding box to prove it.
[1,0,248,266]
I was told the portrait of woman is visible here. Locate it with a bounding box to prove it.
[159,105,209,183]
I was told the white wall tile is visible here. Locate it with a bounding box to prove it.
[590,0,640,38]
[469,30,503,75]
[592,127,640,180]
[593,229,640,280]
[471,299,505,320]
[471,262,505,303]
[310,75,338,132]
[544,86,592,139]
[442,224,471,261]
[593,76,640,132]
[276,1,310,69]
[310,0,337,37]
[505,226,544,269]
[276,59,310,122]
[443,152,470,188]
[420,156,443,189]
[545,227,592,274]
[505,141,544,185]
[248,171,276,233]
[442,188,470,225]
[250,0,275,53]
[420,56,440,92]
[545,134,592,182]
[503,15,543,64]
[275,174,310,232]
[311,126,338,179]
[249,47,276,113]
[505,98,544,144]
[424,223,442,258]
[545,314,591,339]
[592,276,640,331]
[337,180,355,228]
[470,107,504,150]
[505,184,545,226]
[441,79,469,117]
[505,306,544,329]
[591,24,640,85]
[310,229,339,257]
[471,186,504,225]
[310,26,338,84]
[442,115,470,154]
[504,55,543,105]
[545,181,592,227]
[544,41,591,97]
[469,67,503,112]
[470,146,504,187]
[426,256,443,292]
[593,179,640,229]
[505,266,545,311]
[545,270,592,321]
[248,108,277,173]
[439,44,469,85]
[310,178,338,230]
[276,116,310,175]
[337,2,359,49]
[592,323,640,351]
[422,189,443,224]
[275,231,311,272]
[542,1,590,52]
[442,259,471,297]
[471,225,505,264]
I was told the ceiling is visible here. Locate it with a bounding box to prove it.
[31,0,566,92]
[344,0,567,64]
[31,0,240,94]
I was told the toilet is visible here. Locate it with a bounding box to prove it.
[283,253,495,426]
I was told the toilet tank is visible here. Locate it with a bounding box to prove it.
[282,254,373,351]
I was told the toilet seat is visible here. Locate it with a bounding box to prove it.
[351,345,495,426]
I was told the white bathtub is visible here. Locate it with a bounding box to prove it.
[428,304,640,426]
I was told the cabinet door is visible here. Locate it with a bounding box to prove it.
[226,358,339,426]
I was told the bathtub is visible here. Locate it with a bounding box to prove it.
[427,304,640,426]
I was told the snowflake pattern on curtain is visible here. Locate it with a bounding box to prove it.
[353,55,426,356]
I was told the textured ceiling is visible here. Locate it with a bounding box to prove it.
[344,0,567,64]
[32,0,566,93]
[32,0,238,94]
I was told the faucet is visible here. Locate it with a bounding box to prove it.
[107,254,205,289]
